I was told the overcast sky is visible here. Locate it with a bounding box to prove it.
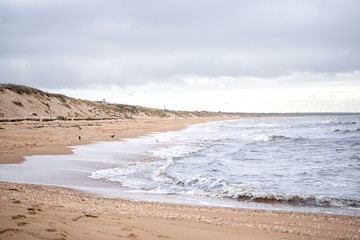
[1,0,359,112]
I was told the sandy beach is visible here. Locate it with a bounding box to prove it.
[1,117,360,239]
[0,117,231,164]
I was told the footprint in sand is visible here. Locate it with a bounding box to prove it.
[11,199,21,204]
[27,206,42,212]
[127,233,138,239]
[121,227,133,232]
[158,235,170,238]
[11,215,26,220]
[0,228,19,235]
[26,205,42,215]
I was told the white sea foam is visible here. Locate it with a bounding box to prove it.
[153,157,178,184]
[2,116,360,215]
[88,116,360,211]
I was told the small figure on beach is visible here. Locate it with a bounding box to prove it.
[79,136,81,140]
[110,135,115,138]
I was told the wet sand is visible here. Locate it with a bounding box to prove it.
[0,117,230,164]
[0,117,359,239]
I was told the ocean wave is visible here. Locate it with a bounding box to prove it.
[90,117,360,212]
[174,176,360,208]
[153,157,179,184]
[243,132,305,142]
[268,135,289,140]
[89,162,161,189]
[332,128,360,134]
[182,176,226,190]
[189,185,360,208]
[236,194,360,208]
[150,143,208,160]
[326,120,358,126]
[150,139,216,184]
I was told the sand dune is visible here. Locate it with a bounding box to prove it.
[0,84,239,120]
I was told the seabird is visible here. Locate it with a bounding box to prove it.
[110,135,115,138]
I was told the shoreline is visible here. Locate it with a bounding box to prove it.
[1,116,360,239]
[0,116,236,164]
[1,181,359,240]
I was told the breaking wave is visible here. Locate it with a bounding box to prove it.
[196,187,360,208]
[153,157,179,184]
[88,115,360,213]
[164,175,360,208]
[243,132,306,142]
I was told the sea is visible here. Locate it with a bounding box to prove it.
[1,115,360,216]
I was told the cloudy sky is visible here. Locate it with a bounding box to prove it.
[1,0,359,112]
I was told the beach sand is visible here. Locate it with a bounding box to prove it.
[1,117,359,239]
[0,117,229,164]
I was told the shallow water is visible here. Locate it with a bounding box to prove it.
[1,116,360,215]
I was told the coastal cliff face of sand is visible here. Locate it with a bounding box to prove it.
[1,85,359,240]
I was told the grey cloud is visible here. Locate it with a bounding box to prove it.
[0,0,359,89]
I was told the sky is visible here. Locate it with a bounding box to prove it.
[1,0,359,112]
